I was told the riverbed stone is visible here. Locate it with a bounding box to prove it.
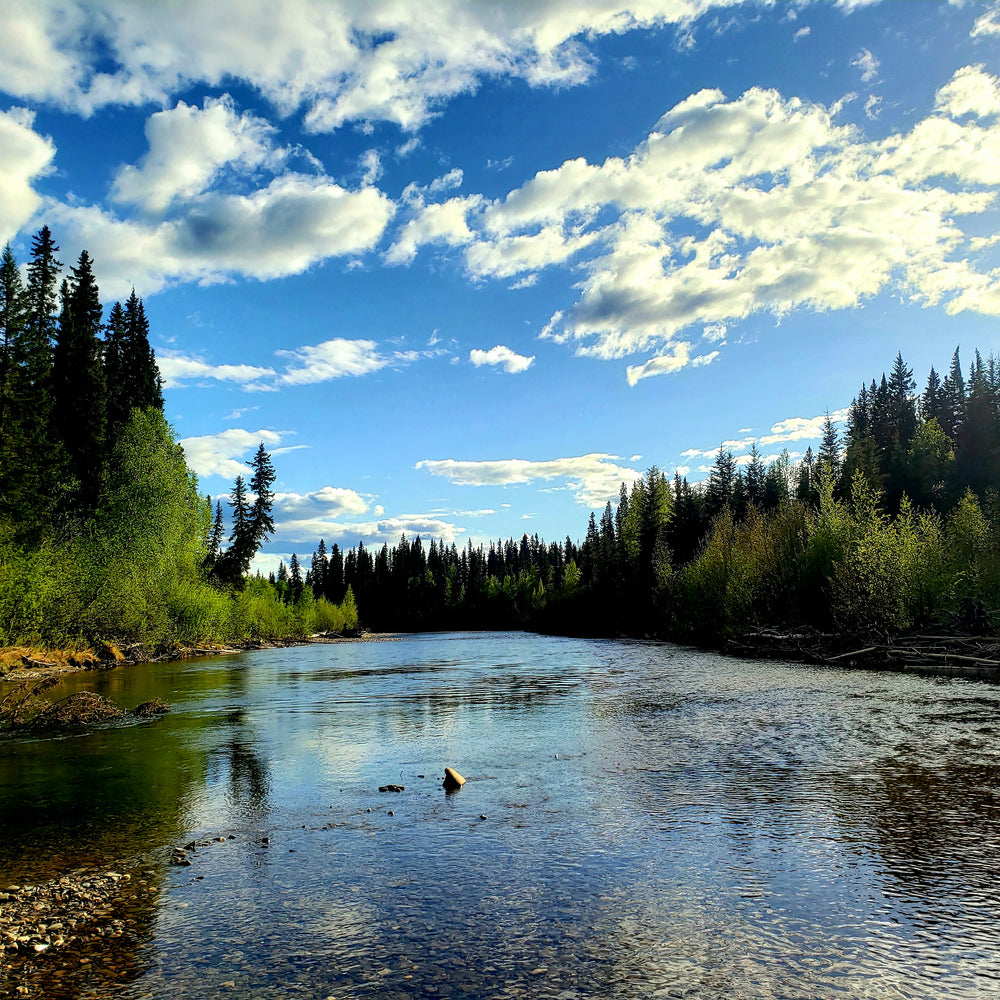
[443,767,466,790]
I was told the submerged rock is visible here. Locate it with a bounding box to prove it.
[378,784,405,792]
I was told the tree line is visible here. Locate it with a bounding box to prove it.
[298,347,1000,640]
[0,227,163,538]
[0,228,357,655]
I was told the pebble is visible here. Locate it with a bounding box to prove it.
[0,869,136,974]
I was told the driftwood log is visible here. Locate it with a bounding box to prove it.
[725,624,1000,679]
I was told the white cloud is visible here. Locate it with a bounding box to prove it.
[0,107,55,241]
[852,48,880,84]
[469,345,535,373]
[428,168,464,194]
[49,175,395,298]
[933,64,1000,119]
[383,73,1000,379]
[691,350,719,367]
[280,514,466,547]
[864,94,882,120]
[971,4,1000,38]
[758,408,849,446]
[276,338,392,385]
[794,26,810,40]
[625,342,691,385]
[157,352,276,390]
[162,337,425,392]
[385,194,483,265]
[112,97,279,213]
[272,486,371,539]
[680,408,850,465]
[358,148,382,186]
[416,453,641,507]
[0,1,756,129]
[178,428,288,479]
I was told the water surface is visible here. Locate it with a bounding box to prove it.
[2,632,1000,998]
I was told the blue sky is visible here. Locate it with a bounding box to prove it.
[3,0,1000,573]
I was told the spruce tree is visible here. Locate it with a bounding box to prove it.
[3,228,62,533]
[207,501,225,561]
[941,348,965,440]
[228,474,251,571]
[52,250,107,514]
[123,291,163,411]
[705,446,736,515]
[247,442,276,553]
[289,553,303,603]
[817,411,841,488]
[0,244,25,448]
[744,442,766,508]
[921,366,944,426]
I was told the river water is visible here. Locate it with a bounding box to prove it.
[2,632,1000,999]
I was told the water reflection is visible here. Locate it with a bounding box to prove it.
[3,633,1000,998]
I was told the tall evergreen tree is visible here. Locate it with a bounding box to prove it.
[955,349,1000,497]
[921,366,944,426]
[744,442,766,508]
[887,352,917,447]
[2,228,62,533]
[207,500,225,561]
[0,244,25,448]
[817,411,841,488]
[941,348,966,440]
[247,442,276,553]
[705,446,736,515]
[52,250,107,513]
[227,474,251,570]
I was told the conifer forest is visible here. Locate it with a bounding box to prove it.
[2,228,1000,658]
[0,229,358,653]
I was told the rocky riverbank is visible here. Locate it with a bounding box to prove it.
[0,865,155,997]
[0,630,393,682]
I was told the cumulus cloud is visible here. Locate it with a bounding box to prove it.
[178,428,289,479]
[48,175,395,298]
[385,194,483,265]
[275,513,466,548]
[933,64,1000,119]
[271,486,372,542]
[0,1,755,129]
[0,107,55,241]
[469,345,535,373]
[389,69,1000,380]
[416,453,641,507]
[112,97,279,213]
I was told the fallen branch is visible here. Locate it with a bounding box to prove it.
[826,646,882,662]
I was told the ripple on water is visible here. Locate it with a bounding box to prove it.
[3,633,1000,999]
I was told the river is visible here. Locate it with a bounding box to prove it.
[2,632,1000,998]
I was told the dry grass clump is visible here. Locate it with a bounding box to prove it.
[0,646,100,675]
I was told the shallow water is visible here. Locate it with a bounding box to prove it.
[3,632,1000,998]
